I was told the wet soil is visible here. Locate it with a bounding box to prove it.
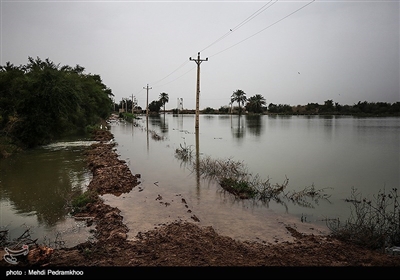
[1,128,399,278]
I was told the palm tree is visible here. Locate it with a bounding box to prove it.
[231,89,247,114]
[246,94,266,113]
[159,92,169,113]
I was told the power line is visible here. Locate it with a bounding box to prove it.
[154,65,196,88]
[150,60,190,86]
[150,0,310,88]
[149,1,277,90]
[133,88,144,97]
[131,0,315,107]
[200,0,277,53]
[209,0,315,58]
[232,0,277,30]
[145,0,277,92]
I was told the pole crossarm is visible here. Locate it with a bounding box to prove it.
[143,84,152,117]
[189,52,208,65]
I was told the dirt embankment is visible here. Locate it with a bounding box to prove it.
[2,127,400,273]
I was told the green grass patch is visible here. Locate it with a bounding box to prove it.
[119,112,136,122]
[71,190,98,213]
[219,178,258,199]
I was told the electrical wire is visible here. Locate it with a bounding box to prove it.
[153,65,196,88]
[209,0,316,58]
[131,0,315,100]
[200,0,277,53]
[150,60,190,86]
[147,1,278,91]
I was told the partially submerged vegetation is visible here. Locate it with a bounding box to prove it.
[174,142,331,206]
[327,187,400,250]
[175,142,400,250]
[119,112,137,122]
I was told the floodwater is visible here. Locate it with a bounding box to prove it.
[0,139,96,247]
[1,114,399,246]
[101,114,399,243]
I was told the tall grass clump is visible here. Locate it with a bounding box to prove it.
[175,142,193,163]
[327,187,400,250]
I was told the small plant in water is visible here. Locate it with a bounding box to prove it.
[219,178,258,199]
[175,142,193,162]
[284,183,333,208]
[327,186,400,250]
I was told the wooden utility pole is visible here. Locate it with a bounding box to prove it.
[143,84,152,117]
[189,52,208,129]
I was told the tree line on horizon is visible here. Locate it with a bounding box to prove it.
[202,89,400,116]
[126,88,399,116]
[0,57,113,149]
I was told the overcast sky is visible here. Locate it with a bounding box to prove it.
[1,0,399,110]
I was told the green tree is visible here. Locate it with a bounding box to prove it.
[0,62,27,130]
[268,103,292,114]
[218,106,230,113]
[13,57,81,146]
[202,107,215,114]
[305,102,320,114]
[159,92,169,112]
[148,100,162,113]
[389,102,400,114]
[0,57,113,148]
[320,99,334,113]
[231,89,247,114]
[246,94,266,113]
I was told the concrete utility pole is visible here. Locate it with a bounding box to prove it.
[131,94,134,114]
[189,52,208,129]
[143,84,152,117]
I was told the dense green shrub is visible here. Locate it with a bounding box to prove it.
[0,57,113,148]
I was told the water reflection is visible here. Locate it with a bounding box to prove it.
[146,115,149,153]
[231,115,245,139]
[149,114,169,134]
[0,141,93,245]
[245,115,264,136]
[195,126,201,198]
